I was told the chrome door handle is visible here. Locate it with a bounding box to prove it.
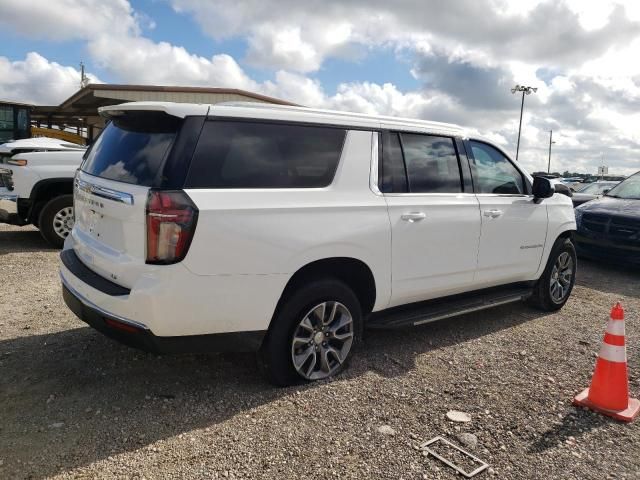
[401,212,426,222]
[483,209,503,218]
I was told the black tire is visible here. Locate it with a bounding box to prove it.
[258,278,362,387]
[528,237,577,311]
[38,195,74,249]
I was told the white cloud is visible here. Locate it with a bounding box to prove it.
[0,0,137,40]
[170,0,640,72]
[0,0,639,175]
[262,71,326,107]
[0,52,101,105]
[87,35,257,89]
[330,83,432,118]
[245,26,323,72]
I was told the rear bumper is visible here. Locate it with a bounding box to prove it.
[61,276,266,353]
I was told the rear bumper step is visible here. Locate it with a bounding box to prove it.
[60,249,131,296]
[61,282,266,354]
[367,284,533,329]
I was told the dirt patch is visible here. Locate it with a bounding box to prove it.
[1,224,639,479]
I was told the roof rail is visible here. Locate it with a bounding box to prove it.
[213,102,463,132]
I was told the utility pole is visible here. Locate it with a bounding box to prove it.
[511,85,537,161]
[547,130,555,173]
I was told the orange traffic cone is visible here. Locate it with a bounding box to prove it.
[573,303,639,422]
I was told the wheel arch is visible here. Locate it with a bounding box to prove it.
[535,225,576,279]
[28,178,74,222]
[556,229,574,241]
[273,257,377,323]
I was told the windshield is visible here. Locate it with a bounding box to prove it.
[577,182,616,195]
[605,173,640,200]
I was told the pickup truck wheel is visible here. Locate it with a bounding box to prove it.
[258,279,361,386]
[528,238,576,311]
[38,195,74,249]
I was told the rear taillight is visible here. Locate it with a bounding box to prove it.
[146,190,198,264]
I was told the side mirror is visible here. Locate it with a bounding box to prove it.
[553,182,573,198]
[603,189,610,194]
[532,176,555,202]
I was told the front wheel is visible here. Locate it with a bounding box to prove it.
[38,195,74,249]
[258,279,361,386]
[528,237,577,311]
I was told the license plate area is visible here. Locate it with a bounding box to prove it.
[85,209,103,237]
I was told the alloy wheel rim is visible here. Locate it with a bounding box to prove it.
[549,251,573,303]
[290,301,354,380]
[53,207,74,239]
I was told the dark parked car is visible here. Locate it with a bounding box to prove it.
[574,172,640,265]
[571,181,619,207]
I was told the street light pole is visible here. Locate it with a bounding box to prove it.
[511,85,537,161]
[547,129,555,173]
[516,91,525,160]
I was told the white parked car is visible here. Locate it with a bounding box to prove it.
[0,138,86,247]
[59,102,577,385]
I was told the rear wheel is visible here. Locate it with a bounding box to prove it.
[38,195,74,249]
[258,279,361,386]
[529,237,576,311]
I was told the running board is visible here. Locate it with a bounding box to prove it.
[367,284,533,329]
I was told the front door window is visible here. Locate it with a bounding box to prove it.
[469,141,525,195]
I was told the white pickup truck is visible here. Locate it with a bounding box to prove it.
[0,137,86,247]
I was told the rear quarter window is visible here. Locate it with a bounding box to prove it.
[185,121,346,188]
[82,112,181,187]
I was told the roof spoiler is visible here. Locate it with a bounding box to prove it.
[99,102,210,119]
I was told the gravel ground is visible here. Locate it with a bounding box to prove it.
[0,224,639,479]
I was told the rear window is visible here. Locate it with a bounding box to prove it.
[82,112,181,186]
[185,121,346,188]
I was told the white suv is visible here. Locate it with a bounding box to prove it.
[59,101,577,385]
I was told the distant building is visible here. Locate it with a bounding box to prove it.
[0,100,32,143]
[31,84,296,144]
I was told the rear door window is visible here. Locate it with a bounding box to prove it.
[400,133,462,193]
[82,112,181,186]
[185,121,346,188]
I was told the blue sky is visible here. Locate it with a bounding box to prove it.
[0,0,639,174]
[0,0,421,92]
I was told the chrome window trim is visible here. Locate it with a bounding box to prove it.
[75,178,134,205]
[474,193,532,198]
[382,192,478,198]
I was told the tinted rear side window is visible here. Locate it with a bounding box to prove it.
[82,112,181,186]
[185,121,346,188]
[401,133,462,193]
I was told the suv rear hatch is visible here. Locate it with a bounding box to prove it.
[71,103,207,288]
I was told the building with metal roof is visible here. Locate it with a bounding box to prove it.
[30,84,296,143]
